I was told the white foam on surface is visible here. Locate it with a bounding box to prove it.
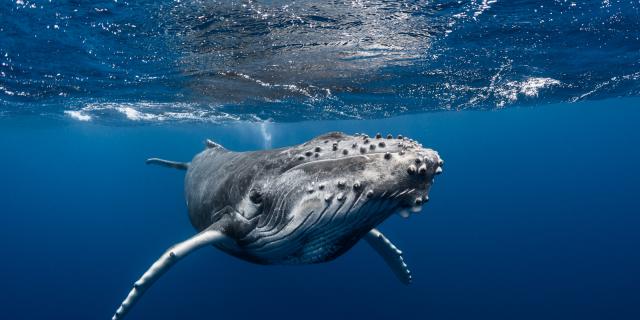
[64,110,92,121]
[116,107,157,121]
[64,102,241,123]
[495,77,561,107]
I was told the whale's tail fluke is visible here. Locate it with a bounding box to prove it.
[145,158,189,170]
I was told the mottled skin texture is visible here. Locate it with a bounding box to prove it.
[186,132,443,265]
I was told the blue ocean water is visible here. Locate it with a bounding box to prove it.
[1,1,640,320]
[2,99,640,319]
[1,0,639,121]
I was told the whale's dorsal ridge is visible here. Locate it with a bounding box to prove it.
[313,131,348,141]
[205,138,225,150]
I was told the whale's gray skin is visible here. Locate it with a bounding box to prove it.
[187,132,442,264]
[113,132,443,320]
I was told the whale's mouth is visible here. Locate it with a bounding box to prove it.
[394,185,432,219]
[399,202,425,218]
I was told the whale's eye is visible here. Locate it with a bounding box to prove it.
[249,189,263,204]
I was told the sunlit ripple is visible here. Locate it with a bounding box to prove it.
[1,0,639,123]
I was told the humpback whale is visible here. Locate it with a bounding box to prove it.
[112,132,444,319]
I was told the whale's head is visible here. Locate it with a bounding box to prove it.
[268,132,443,220]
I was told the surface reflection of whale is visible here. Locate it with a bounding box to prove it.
[112,132,444,320]
[175,1,432,103]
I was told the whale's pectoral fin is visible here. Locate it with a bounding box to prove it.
[364,228,412,285]
[145,158,189,170]
[112,229,232,320]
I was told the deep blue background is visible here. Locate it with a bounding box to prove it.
[1,98,639,319]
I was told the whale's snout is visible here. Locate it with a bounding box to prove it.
[392,147,443,217]
[349,134,443,218]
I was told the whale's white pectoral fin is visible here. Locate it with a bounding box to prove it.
[112,229,232,320]
[365,228,412,285]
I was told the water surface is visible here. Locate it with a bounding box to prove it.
[2,1,639,121]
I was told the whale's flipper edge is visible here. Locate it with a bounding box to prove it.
[112,229,232,320]
[365,228,412,285]
[145,158,189,170]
